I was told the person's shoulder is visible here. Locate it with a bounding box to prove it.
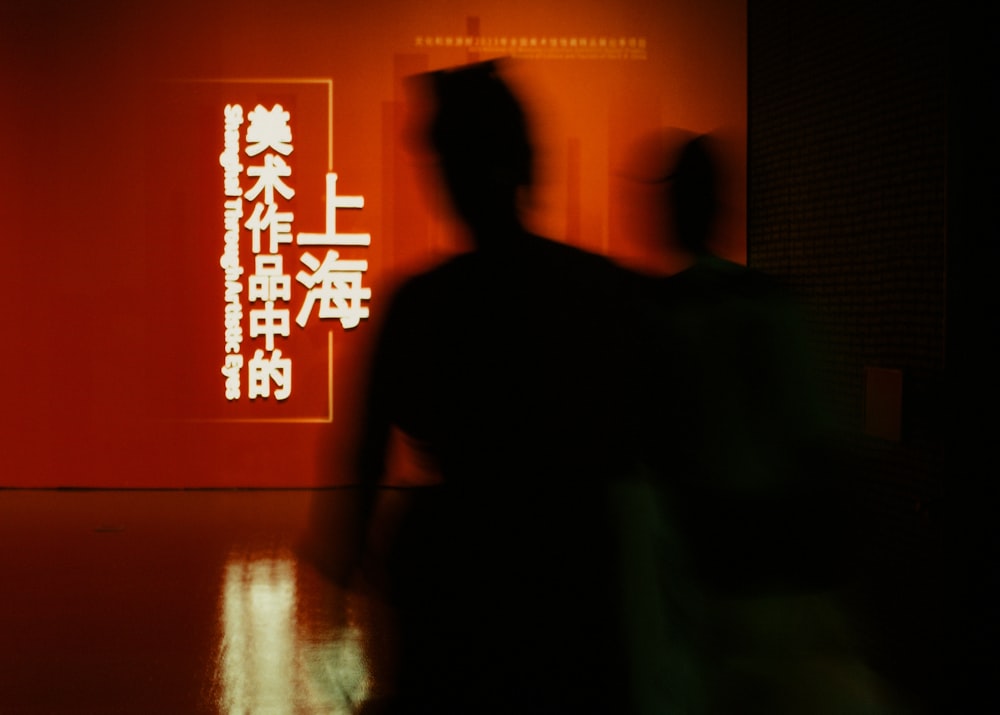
[532,235,637,282]
[391,252,480,297]
[535,234,609,263]
[676,255,790,296]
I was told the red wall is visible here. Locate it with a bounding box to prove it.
[1,0,746,487]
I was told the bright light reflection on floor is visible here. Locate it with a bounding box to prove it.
[218,552,369,714]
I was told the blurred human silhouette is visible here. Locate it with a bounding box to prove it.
[620,130,899,714]
[350,60,639,714]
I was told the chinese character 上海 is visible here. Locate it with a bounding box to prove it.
[295,250,370,330]
[297,173,370,247]
[248,348,291,400]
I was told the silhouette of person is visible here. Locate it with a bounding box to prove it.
[352,60,639,714]
[619,130,897,714]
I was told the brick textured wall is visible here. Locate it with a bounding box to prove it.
[748,0,948,543]
[746,1,963,707]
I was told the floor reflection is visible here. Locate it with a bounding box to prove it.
[216,550,370,714]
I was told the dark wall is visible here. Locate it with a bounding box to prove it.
[748,0,996,710]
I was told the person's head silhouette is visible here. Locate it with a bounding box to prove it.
[422,60,533,248]
[618,127,722,268]
[667,134,719,256]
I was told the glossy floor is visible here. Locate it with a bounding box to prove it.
[0,489,389,714]
[0,489,987,714]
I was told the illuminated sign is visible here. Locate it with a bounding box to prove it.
[414,34,648,60]
[219,99,371,405]
[5,1,746,488]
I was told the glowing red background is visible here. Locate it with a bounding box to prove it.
[1,0,745,487]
